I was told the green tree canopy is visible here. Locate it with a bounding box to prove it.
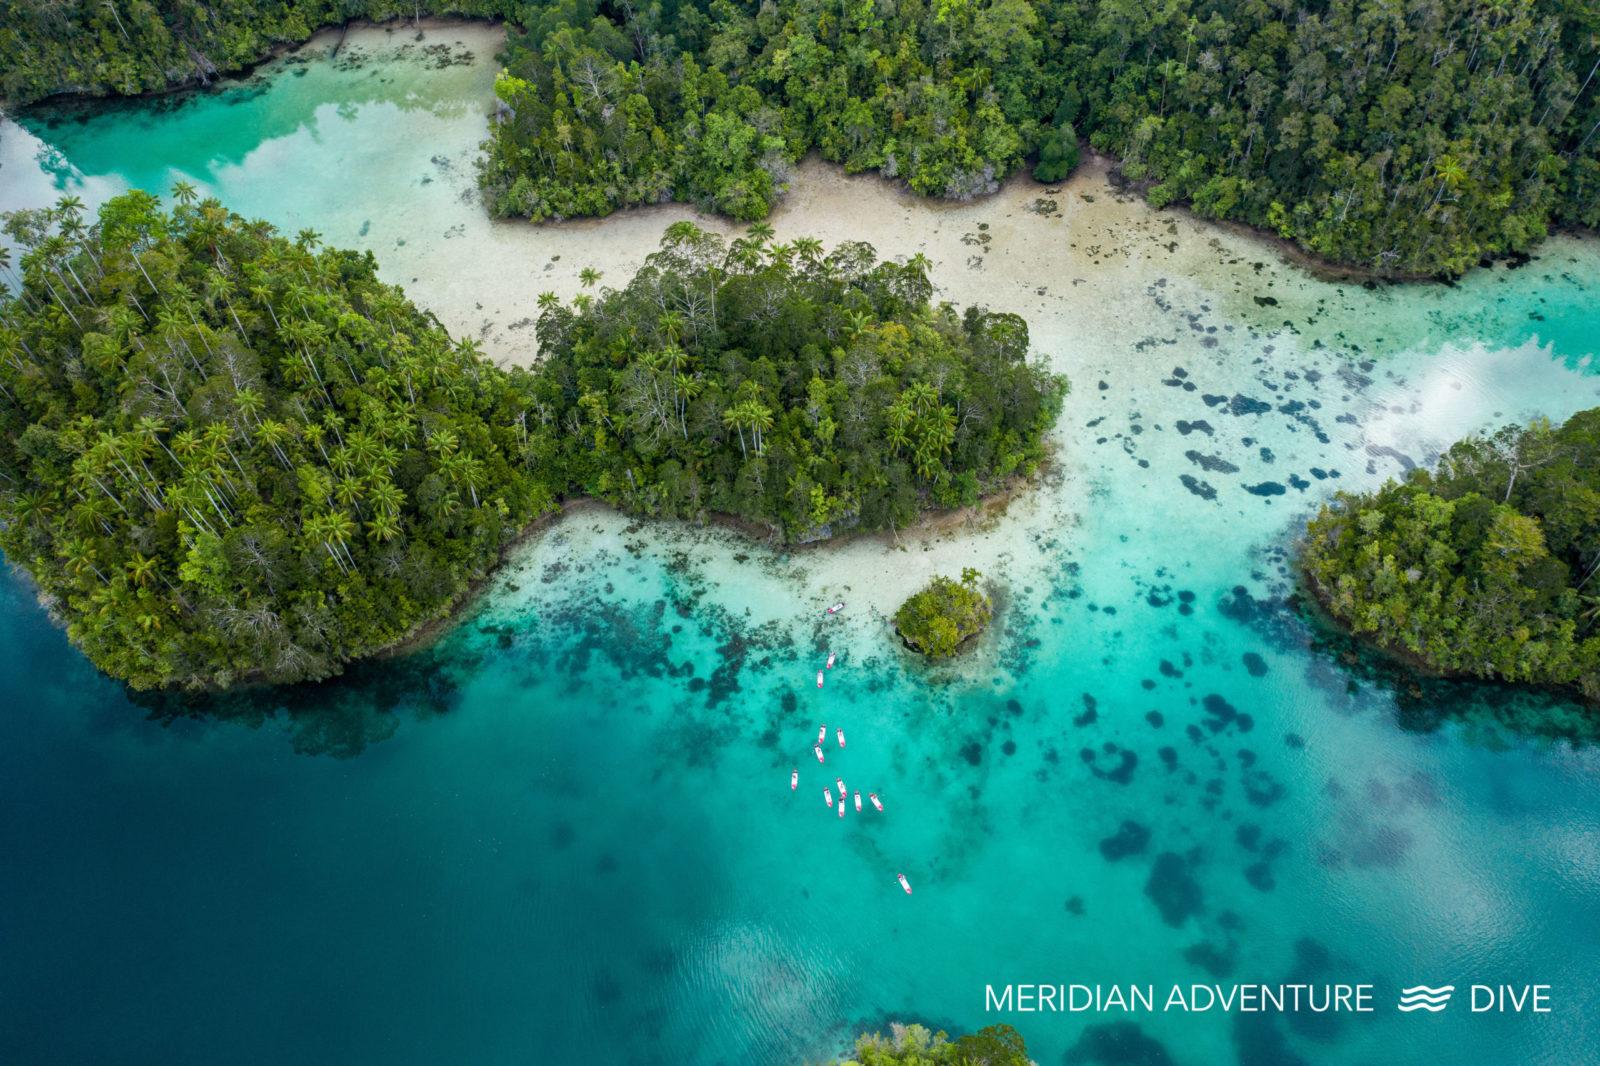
[0,191,558,688]
[894,567,994,658]
[1303,411,1600,702]
[526,224,1067,541]
[833,1022,1032,1066]
[0,198,1064,689]
[5,0,1596,277]
[475,0,1600,277]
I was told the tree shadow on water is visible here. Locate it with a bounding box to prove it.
[126,637,476,758]
[1219,585,1600,748]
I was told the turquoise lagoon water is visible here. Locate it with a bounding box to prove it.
[4,23,1600,1066]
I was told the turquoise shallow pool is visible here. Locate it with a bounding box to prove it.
[3,22,1600,1066]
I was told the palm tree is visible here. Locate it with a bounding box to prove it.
[309,510,358,572]
[124,552,158,587]
[885,400,913,453]
[368,479,405,516]
[657,311,685,344]
[255,419,294,468]
[905,381,940,413]
[428,427,460,457]
[234,386,265,427]
[747,221,775,244]
[334,475,365,513]
[171,181,199,208]
[62,537,106,584]
[579,267,602,287]
[366,511,402,542]
[205,267,246,334]
[441,453,486,507]
[747,400,774,454]
[722,404,750,458]
[11,491,52,532]
[727,239,763,270]
[673,373,702,439]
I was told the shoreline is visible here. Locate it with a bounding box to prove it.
[4,16,502,114]
[361,496,598,664]
[120,472,1045,695]
[11,19,1588,289]
[117,497,578,696]
[332,472,1043,664]
[1296,559,1598,712]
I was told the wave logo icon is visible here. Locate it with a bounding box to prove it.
[1397,985,1455,1012]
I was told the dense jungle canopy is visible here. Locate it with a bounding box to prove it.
[1303,411,1600,703]
[0,194,1061,687]
[1,0,1596,276]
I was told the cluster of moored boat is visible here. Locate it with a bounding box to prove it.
[791,602,913,897]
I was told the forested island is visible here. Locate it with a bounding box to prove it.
[529,223,1065,540]
[1302,411,1600,704]
[3,0,1597,277]
[0,195,1063,688]
[479,0,1600,280]
[0,190,559,688]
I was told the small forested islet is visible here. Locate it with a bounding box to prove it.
[0,195,1064,688]
[893,568,994,658]
[1302,411,1600,703]
[832,1022,1031,1066]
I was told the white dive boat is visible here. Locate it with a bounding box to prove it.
[835,777,846,797]
[869,792,883,812]
[898,873,912,895]
[790,769,798,791]
[854,791,862,812]
[836,727,845,748]
[826,651,836,669]
[837,800,845,818]
[818,724,827,745]
[825,602,845,615]
[816,671,825,689]
[824,788,832,807]
[814,745,825,764]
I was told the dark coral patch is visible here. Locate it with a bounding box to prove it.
[1082,745,1139,785]
[1099,820,1152,861]
[1065,1022,1176,1066]
[1144,851,1204,927]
